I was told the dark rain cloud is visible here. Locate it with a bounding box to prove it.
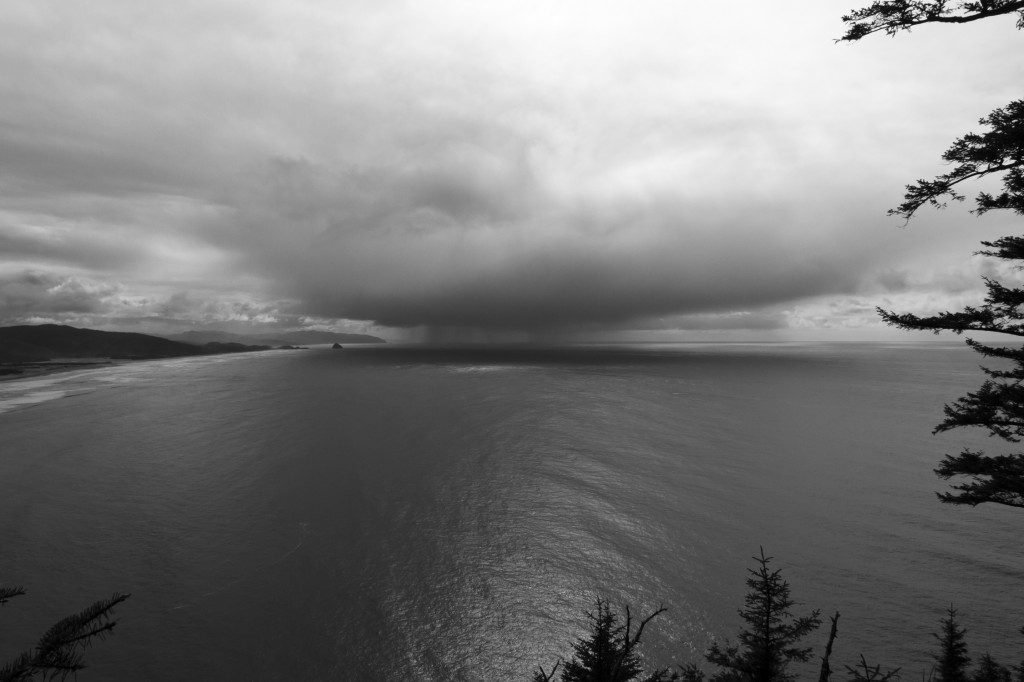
[214,151,893,333]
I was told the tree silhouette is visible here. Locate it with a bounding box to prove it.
[817,612,840,682]
[0,587,129,682]
[534,598,678,682]
[839,1,1024,42]
[704,549,821,682]
[933,605,971,682]
[972,653,1013,682]
[844,655,901,682]
[843,0,1024,509]
[885,101,1024,223]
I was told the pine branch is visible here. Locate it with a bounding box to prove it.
[934,379,1024,441]
[886,101,1024,222]
[935,449,1024,507]
[840,1,1024,42]
[876,307,1024,337]
[977,235,1024,261]
[845,654,902,682]
[0,587,26,607]
[533,661,560,682]
[877,277,1024,336]
[0,593,130,682]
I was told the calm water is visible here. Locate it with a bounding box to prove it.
[0,343,1020,680]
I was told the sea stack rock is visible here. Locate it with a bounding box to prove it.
[331,343,343,349]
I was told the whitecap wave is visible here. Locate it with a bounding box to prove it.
[0,389,69,413]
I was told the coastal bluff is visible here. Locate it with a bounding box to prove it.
[0,324,271,364]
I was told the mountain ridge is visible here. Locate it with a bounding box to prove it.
[0,324,274,364]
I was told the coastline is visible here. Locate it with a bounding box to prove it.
[0,359,123,383]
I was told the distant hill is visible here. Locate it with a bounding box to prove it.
[165,330,386,346]
[0,325,272,364]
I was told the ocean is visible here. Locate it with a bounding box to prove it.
[0,343,1020,681]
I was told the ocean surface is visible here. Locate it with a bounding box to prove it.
[0,343,1020,681]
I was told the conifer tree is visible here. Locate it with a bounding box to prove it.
[973,653,1012,682]
[704,549,821,682]
[842,2,1024,509]
[933,605,972,682]
[0,587,129,682]
[535,598,678,682]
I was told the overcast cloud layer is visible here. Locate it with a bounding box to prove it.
[1,1,1022,339]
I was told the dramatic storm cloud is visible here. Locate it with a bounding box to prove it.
[1,1,1021,338]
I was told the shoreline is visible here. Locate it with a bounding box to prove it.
[0,360,124,383]
[0,347,294,384]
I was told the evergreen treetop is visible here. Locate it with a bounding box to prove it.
[973,653,1013,682]
[933,605,972,682]
[704,549,821,682]
[534,598,678,682]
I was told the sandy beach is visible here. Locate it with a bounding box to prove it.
[0,359,121,382]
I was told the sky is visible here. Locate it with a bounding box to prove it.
[1,1,1022,342]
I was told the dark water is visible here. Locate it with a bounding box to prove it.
[0,343,1020,680]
